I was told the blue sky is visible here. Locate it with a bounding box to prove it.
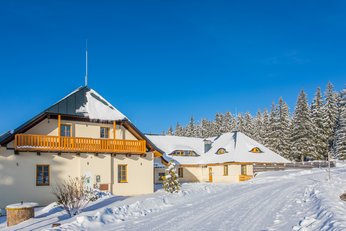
[0,0,345,134]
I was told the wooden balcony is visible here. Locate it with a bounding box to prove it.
[239,175,253,182]
[14,134,146,154]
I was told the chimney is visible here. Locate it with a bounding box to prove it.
[203,139,212,153]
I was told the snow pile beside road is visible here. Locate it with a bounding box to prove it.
[47,184,225,231]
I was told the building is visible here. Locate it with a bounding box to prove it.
[147,132,290,184]
[0,86,162,209]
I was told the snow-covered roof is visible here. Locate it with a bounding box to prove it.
[46,86,127,121]
[147,132,290,165]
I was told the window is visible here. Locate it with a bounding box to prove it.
[118,165,127,183]
[36,165,49,186]
[60,124,71,137]
[224,165,228,176]
[216,148,227,155]
[158,173,165,181]
[170,150,200,157]
[178,167,183,178]
[249,147,263,153]
[100,127,109,138]
[241,165,247,175]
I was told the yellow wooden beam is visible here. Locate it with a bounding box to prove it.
[58,115,61,137]
[113,121,116,140]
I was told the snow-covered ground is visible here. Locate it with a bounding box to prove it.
[1,166,346,231]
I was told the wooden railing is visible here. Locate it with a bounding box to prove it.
[239,175,253,182]
[14,134,146,154]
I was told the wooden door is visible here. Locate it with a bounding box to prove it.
[209,167,213,182]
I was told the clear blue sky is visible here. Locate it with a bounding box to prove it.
[0,0,345,134]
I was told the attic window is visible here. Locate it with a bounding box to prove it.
[216,148,227,155]
[170,150,199,157]
[249,147,263,153]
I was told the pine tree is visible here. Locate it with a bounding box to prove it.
[175,122,184,136]
[310,87,328,159]
[291,90,315,161]
[261,109,270,146]
[214,113,224,135]
[185,117,196,137]
[336,87,346,160]
[277,98,291,159]
[323,82,339,158]
[253,110,263,143]
[200,118,212,138]
[236,113,245,133]
[266,102,279,152]
[223,112,235,133]
[163,161,180,193]
[167,126,173,136]
[244,112,254,138]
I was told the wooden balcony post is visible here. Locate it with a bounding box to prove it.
[113,121,116,140]
[58,115,61,148]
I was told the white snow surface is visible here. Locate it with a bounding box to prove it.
[147,132,290,165]
[76,88,127,121]
[1,167,346,231]
[6,202,38,209]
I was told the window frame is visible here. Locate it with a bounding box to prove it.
[178,167,184,178]
[36,165,50,186]
[241,165,247,175]
[100,127,110,139]
[224,165,229,176]
[118,164,128,183]
[60,124,72,137]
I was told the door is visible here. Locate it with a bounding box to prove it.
[84,171,93,189]
[209,167,213,182]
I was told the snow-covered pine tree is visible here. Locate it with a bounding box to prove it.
[167,126,173,136]
[236,113,245,133]
[214,113,224,135]
[223,112,235,133]
[310,87,328,160]
[163,161,180,193]
[244,112,254,138]
[266,102,279,152]
[336,87,346,160]
[185,117,196,137]
[201,118,212,138]
[175,122,184,136]
[291,90,315,162]
[277,98,291,159]
[323,82,339,158]
[261,109,270,146]
[253,110,263,143]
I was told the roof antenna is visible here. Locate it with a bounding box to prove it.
[85,40,88,86]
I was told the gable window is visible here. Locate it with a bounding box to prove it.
[100,127,110,139]
[118,165,127,183]
[178,167,184,178]
[36,165,49,186]
[224,165,228,176]
[216,148,227,155]
[249,147,263,153]
[60,124,71,137]
[170,150,199,157]
[241,165,247,175]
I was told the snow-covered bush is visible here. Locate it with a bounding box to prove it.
[163,161,180,193]
[52,176,98,217]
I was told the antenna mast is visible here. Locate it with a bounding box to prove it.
[85,40,88,86]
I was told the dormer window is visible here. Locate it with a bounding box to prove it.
[216,148,227,155]
[170,150,199,157]
[249,147,263,153]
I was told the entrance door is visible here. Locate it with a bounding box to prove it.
[84,171,93,189]
[209,167,213,182]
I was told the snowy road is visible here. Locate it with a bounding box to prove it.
[2,167,346,231]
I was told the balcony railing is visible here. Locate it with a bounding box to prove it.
[239,175,253,182]
[14,134,146,154]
